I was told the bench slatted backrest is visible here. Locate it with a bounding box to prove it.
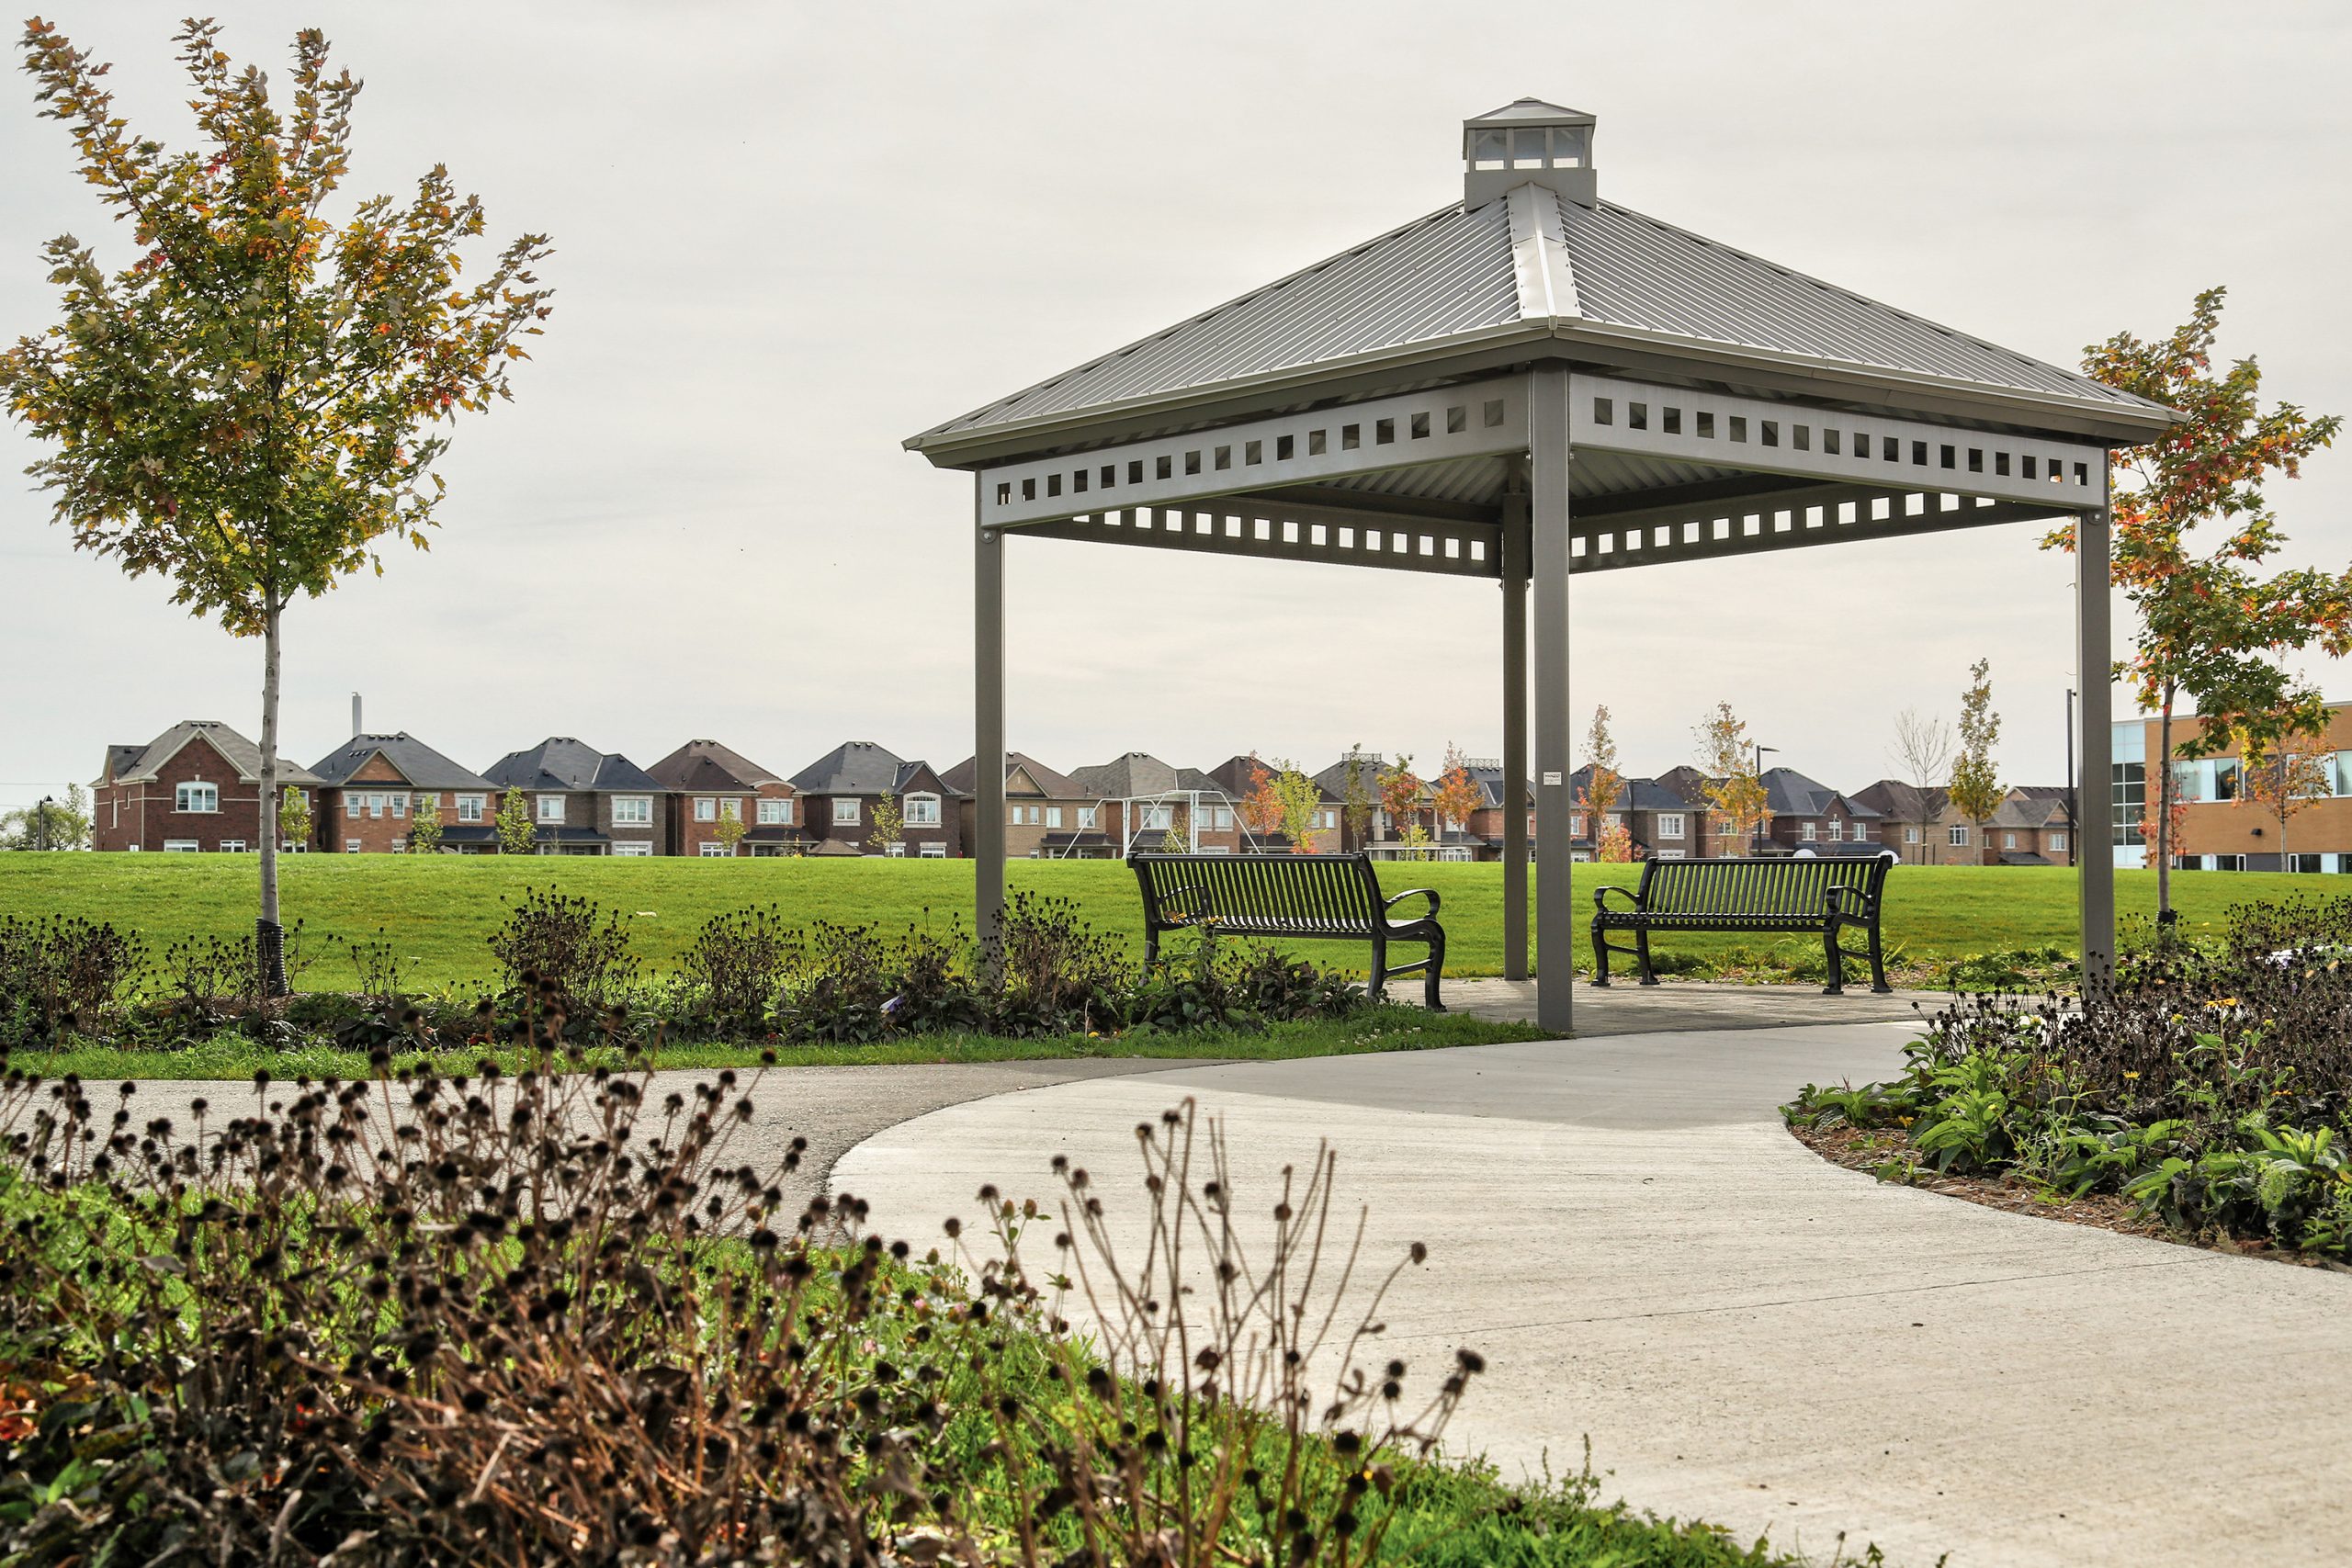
[1132,852,1383,934]
[1634,854,1889,918]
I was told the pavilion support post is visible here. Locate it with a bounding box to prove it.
[2075,505,2115,984]
[1500,460,1531,983]
[1529,368,1574,1032]
[975,504,1008,962]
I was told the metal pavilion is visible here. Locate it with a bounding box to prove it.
[904,98,2176,1031]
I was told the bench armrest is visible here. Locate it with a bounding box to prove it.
[1384,886,1441,920]
[1594,884,1643,913]
[1824,885,1877,919]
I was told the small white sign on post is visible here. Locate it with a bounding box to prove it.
[1542,771,1563,786]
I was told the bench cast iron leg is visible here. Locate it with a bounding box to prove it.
[1589,921,1611,987]
[1423,931,1447,1012]
[1368,935,1388,1005]
[1821,924,1845,996]
[1635,929,1658,987]
[1868,919,1892,994]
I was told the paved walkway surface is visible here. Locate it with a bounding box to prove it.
[832,1023,2352,1568]
[1446,976,1943,1033]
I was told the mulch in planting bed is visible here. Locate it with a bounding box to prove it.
[1787,1122,2352,1274]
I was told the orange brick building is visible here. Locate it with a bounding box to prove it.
[2114,705,2352,873]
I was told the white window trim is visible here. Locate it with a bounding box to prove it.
[757,798,793,824]
[1801,822,1818,841]
[457,794,485,823]
[218,839,246,853]
[698,840,734,857]
[1657,814,1685,840]
[903,792,942,827]
[695,796,718,821]
[832,797,860,826]
[163,839,200,852]
[175,782,220,814]
[918,842,946,859]
[611,795,654,827]
[537,794,567,824]
[611,841,653,857]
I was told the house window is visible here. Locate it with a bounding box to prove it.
[1849,824,1871,842]
[2213,852,2245,871]
[175,782,219,813]
[1825,820,1842,841]
[1571,813,1587,837]
[390,793,406,818]
[1143,805,1173,831]
[2050,832,2067,852]
[1046,806,1064,829]
[1905,826,1921,843]
[719,798,741,820]
[1210,807,1231,829]
[919,842,946,859]
[1319,810,1338,829]
[368,794,386,818]
[695,797,718,821]
[758,798,792,824]
[903,794,941,827]
[1079,807,1098,829]
[2003,831,2018,850]
[2290,853,2323,874]
[1657,814,1685,840]
[537,795,567,824]
[1801,822,1817,841]
[885,840,907,858]
[832,798,860,826]
[699,840,733,857]
[611,841,652,857]
[1950,825,1970,846]
[219,839,246,853]
[457,794,485,822]
[612,796,652,826]
[344,839,361,853]
[345,795,362,818]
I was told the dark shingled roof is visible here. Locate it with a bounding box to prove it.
[481,738,661,795]
[940,751,1085,799]
[647,739,786,794]
[789,741,961,798]
[310,732,493,792]
[98,720,324,788]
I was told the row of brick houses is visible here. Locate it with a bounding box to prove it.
[91,715,2109,864]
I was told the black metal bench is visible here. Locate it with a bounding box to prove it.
[1127,851,1446,1010]
[1591,853,1895,994]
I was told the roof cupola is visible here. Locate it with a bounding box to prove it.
[1464,97,1595,209]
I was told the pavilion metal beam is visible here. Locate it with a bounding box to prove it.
[1019,503,1501,579]
[1531,367,1574,1033]
[1569,372,2111,512]
[1568,491,2068,574]
[2076,507,2116,979]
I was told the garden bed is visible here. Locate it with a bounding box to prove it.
[1784,894,2352,1269]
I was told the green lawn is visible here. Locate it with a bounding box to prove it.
[0,852,2315,989]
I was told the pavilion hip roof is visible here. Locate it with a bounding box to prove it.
[910,179,2170,461]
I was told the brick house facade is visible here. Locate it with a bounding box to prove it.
[308,732,501,853]
[649,739,805,858]
[481,738,665,855]
[92,720,323,853]
[790,742,963,858]
[943,752,1099,859]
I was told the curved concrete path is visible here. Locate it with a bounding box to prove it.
[833,1023,2352,1568]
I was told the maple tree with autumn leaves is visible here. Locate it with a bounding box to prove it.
[2050,288,2346,917]
[0,19,551,983]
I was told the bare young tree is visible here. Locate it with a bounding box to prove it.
[1890,709,1956,863]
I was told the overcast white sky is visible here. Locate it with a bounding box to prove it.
[3,0,2348,814]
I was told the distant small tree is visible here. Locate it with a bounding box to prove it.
[276,784,311,852]
[0,784,89,851]
[1239,760,1285,840]
[1340,746,1377,846]
[1578,705,1630,861]
[408,792,441,854]
[1432,744,1483,846]
[1889,708,1955,863]
[867,791,905,855]
[493,789,536,856]
[2238,722,2334,868]
[1263,761,1324,854]
[1378,754,1426,848]
[1948,659,2005,862]
[712,801,749,856]
[1695,701,1770,852]
[1159,802,1189,855]
[2143,776,2193,867]
[0,20,552,985]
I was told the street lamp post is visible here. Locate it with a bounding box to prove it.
[1751,743,1779,854]
[36,795,53,853]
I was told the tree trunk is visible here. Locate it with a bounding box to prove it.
[2155,689,2175,921]
[258,592,287,996]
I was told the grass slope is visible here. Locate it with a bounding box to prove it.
[0,852,2306,989]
